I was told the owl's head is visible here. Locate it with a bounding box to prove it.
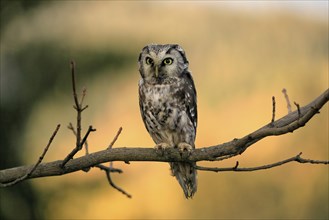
[138,44,189,83]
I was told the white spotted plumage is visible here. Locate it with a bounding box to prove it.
[138,44,198,198]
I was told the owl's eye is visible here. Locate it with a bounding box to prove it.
[145,57,153,65]
[163,58,173,65]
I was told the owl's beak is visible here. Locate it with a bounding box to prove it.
[155,65,159,78]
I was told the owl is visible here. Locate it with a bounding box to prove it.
[138,44,198,198]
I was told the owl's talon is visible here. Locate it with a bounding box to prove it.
[178,142,193,158]
[154,143,170,156]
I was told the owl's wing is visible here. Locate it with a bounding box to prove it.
[183,71,198,133]
[138,79,150,133]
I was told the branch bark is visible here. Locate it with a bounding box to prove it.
[0,89,328,184]
[0,124,61,187]
[196,152,328,172]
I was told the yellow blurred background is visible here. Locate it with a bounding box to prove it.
[1,1,328,219]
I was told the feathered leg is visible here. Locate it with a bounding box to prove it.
[170,161,197,198]
[171,142,197,198]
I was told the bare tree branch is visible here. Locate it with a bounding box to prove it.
[61,61,92,168]
[0,124,61,187]
[294,101,301,118]
[96,127,131,198]
[282,88,292,113]
[61,125,96,167]
[1,89,328,185]
[105,168,132,198]
[195,152,328,172]
[271,96,276,124]
[108,127,123,149]
[61,62,127,195]
[70,61,82,146]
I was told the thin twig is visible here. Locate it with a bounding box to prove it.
[84,140,90,155]
[69,122,127,195]
[80,126,96,149]
[282,88,292,113]
[1,124,61,187]
[294,154,329,164]
[71,61,79,109]
[96,127,132,198]
[271,96,276,124]
[81,105,89,111]
[68,122,89,156]
[66,72,126,194]
[294,102,301,118]
[69,122,91,172]
[67,122,75,134]
[80,87,87,110]
[105,169,132,198]
[195,152,328,172]
[61,126,96,167]
[62,61,92,168]
[103,127,131,198]
[70,61,82,149]
[95,164,122,173]
[108,127,123,149]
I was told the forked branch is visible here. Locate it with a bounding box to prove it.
[60,61,129,196]
[1,89,327,185]
[196,152,328,172]
[61,61,91,168]
[0,124,61,187]
[0,60,328,191]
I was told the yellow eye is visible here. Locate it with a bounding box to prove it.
[145,57,153,65]
[163,58,173,65]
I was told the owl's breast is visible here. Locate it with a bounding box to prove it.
[139,79,195,146]
[141,82,184,129]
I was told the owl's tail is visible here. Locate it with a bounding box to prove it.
[170,162,197,199]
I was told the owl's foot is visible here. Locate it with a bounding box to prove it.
[154,143,170,156]
[177,142,193,158]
